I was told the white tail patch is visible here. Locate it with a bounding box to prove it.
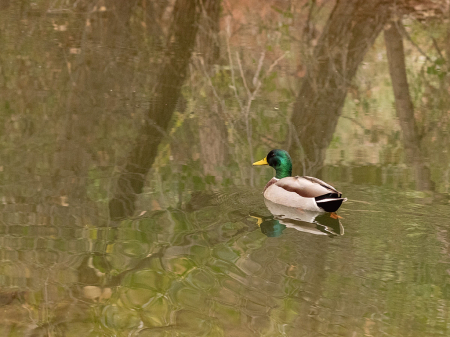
[316,198,347,204]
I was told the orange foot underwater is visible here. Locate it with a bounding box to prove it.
[330,212,343,219]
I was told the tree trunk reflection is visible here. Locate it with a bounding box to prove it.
[109,0,201,219]
[197,1,228,181]
[384,21,434,191]
[290,0,389,176]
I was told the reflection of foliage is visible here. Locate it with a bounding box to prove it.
[80,191,450,335]
[2,1,450,334]
[325,13,450,193]
[426,58,446,80]
[1,0,449,205]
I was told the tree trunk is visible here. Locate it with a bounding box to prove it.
[109,0,202,220]
[198,103,229,180]
[52,0,139,202]
[384,21,434,191]
[290,0,390,175]
[197,0,228,180]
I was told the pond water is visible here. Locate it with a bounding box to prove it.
[1,1,450,336]
[2,180,450,336]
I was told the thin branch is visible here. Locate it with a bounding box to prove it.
[340,115,366,130]
[237,51,266,116]
[257,52,287,91]
[431,37,444,59]
[252,51,266,90]
[395,20,433,63]
[197,56,227,115]
[288,122,306,175]
[194,56,244,149]
[225,18,243,111]
[248,52,287,111]
[303,0,316,46]
[144,116,173,139]
[236,49,258,186]
[236,50,252,97]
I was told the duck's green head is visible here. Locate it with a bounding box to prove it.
[253,149,292,179]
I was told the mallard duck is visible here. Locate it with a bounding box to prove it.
[253,149,347,212]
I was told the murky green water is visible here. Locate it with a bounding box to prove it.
[1,1,450,336]
[2,180,450,336]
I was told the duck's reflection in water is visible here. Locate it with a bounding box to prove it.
[253,199,344,238]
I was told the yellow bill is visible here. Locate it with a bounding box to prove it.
[252,157,268,166]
